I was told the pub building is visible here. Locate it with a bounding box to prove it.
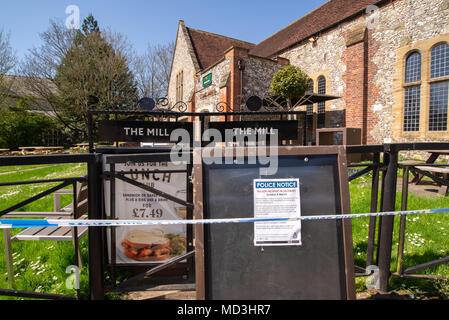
[84,0,449,301]
[165,0,449,148]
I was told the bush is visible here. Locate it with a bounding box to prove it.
[270,65,309,100]
[0,97,56,150]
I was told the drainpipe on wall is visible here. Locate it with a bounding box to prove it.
[238,59,244,109]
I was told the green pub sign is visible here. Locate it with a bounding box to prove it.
[202,73,212,87]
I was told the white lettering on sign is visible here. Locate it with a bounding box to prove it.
[147,128,169,137]
[123,127,170,137]
[233,128,276,135]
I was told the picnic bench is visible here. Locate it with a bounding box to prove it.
[2,181,88,288]
[19,146,66,155]
[409,150,449,196]
[0,149,10,156]
[70,143,89,152]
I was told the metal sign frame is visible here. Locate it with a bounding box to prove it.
[101,151,195,287]
[193,145,356,300]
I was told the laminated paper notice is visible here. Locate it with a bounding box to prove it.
[253,179,301,246]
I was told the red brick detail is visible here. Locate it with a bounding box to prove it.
[343,40,366,141]
[199,89,216,99]
[342,28,380,145]
[225,47,250,120]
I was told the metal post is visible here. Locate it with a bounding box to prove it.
[71,181,81,299]
[377,145,398,292]
[3,229,14,288]
[396,166,409,275]
[366,152,380,267]
[88,113,94,153]
[88,154,105,300]
[110,163,116,287]
[302,114,307,146]
[375,168,387,265]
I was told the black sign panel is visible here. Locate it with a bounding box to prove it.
[98,120,193,143]
[201,152,353,300]
[208,120,298,141]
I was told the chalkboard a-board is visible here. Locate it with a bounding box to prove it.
[193,146,355,300]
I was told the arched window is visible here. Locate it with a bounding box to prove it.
[429,43,449,131]
[307,78,314,93]
[430,43,449,79]
[403,52,421,132]
[317,76,326,128]
[405,51,421,83]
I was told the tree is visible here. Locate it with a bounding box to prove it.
[132,42,174,99]
[0,28,16,75]
[270,65,309,108]
[53,15,138,136]
[0,28,17,106]
[21,16,138,138]
[81,14,99,35]
[20,19,77,118]
[0,97,55,150]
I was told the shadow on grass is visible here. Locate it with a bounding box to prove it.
[354,241,368,268]
[401,249,449,274]
[390,250,449,299]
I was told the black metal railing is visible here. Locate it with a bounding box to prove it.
[347,143,449,291]
[0,153,103,300]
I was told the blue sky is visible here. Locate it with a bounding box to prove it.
[1,0,328,62]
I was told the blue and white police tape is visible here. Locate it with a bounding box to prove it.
[0,208,449,229]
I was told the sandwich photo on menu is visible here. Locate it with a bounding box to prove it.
[121,228,186,262]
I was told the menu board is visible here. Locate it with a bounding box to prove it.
[104,158,187,264]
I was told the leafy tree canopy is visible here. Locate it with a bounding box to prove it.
[270,65,309,100]
[54,14,138,136]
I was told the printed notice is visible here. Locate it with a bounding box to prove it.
[253,179,301,246]
[104,159,187,264]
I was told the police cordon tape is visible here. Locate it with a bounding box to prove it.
[0,208,449,229]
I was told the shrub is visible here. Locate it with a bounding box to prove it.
[270,65,309,101]
[0,97,56,150]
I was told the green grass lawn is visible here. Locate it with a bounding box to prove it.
[0,163,89,299]
[0,163,448,299]
[350,171,449,298]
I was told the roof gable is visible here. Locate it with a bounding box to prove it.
[186,27,255,70]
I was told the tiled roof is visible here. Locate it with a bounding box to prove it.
[250,0,385,58]
[1,75,57,98]
[186,27,256,70]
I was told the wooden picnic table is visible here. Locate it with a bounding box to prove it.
[410,150,449,196]
[70,143,90,152]
[0,148,10,156]
[19,146,65,155]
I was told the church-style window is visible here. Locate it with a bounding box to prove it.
[429,44,449,131]
[403,51,421,132]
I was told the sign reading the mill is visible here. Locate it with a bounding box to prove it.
[98,120,193,143]
[208,120,299,141]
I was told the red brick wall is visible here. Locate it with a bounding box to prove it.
[342,28,380,145]
[225,47,249,116]
[343,39,367,143]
